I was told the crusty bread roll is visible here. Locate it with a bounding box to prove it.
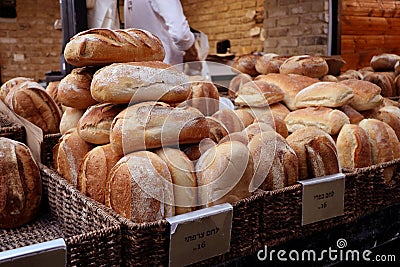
[196,141,254,207]
[205,117,229,143]
[363,72,395,97]
[78,144,121,204]
[180,138,217,162]
[5,81,62,134]
[219,131,250,145]
[234,109,254,128]
[337,69,363,81]
[255,54,289,75]
[0,138,42,228]
[106,151,174,222]
[60,107,85,135]
[187,80,219,116]
[370,53,400,71]
[338,105,364,124]
[212,108,245,133]
[234,80,285,107]
[279,55,329,78]
[77,103,125,145]
[64,28,165,67]
[269,102,291,120]
[53,128,94,187]
[369,106,400,140]
[45,81,62,110]
[228,73,253,99]
[255,73,319,110]
[294,82,354,108]
[336,124,372,169]
[248,131,298,191]
[90,61,191,105]
[286,127,340,180]
[284,107,350,135]
[359,119,400,182]
[110,102,210,155]
[320,75,338,82]
[231,54,261,76]
[0,77,33,101]
[321,55,346,76]
[395,74,400,96]
[253,112,289,138]
[243,122,275,141]
[155,147,197,215]
[339,79,383,111]
[395,61,400,76]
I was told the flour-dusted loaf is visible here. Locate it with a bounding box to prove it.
[64,28,165,67]
[0,77,33,101]
[234,80,285,107]
[279,55,329,78]
[59,107,85,135]
[187,80,219,116]
[339,79,383,111]
[90,61,191,104]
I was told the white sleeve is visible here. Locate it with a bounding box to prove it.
[149,0,195,51]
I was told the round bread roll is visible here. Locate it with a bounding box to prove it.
[155,147,197,215]
[358,119,400,182]
[205,117,229,143]
[338,105,364,124]
[279,55,329,78]
[242,122,275,141]
[110,102,210,155]
[91,61,191,105]
[340,79,383,111]
[53,128,94,187]
[196,141,254,207]
[234,80,285,107]
[337,69,363,81]
[219,131,250,145]
[187,80,219,116]
[180,138,217,162]
[358,66,374,78]
[231,54,261,76]
[0,138,42,228]
[64,28,165,67]
[78,144,121,204]
[77,103,125,145]
[45,81,62,110]
[286,127,340,180]
[284,107,350,135]
[234,109,254,128]
[228,73,253,99]
[212,108,245,133]
[58,67,99,109]
[0,77,33,101]
[5,81,62,134]
[236,106,270,121]
[294,82,354,108]
[269,103,291,120]
[253,112,289,138]
[60,107,85,135]
[248,131,298,191]
[255,54,289,75]
[363,72,395,97]
[105,151,174,222]
[336,124,372,169]
[320,75,338,82]
[321,56,346,76]
[370,53,400,71]
[370,106,400,141]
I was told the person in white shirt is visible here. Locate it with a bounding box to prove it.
[124,0,198,66]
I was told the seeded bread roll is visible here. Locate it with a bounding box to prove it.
[340,79,383,111]
[279,55,329,78]
[105,151,174,222]
[0,138,42,228]
[90,61,191,105]
[64,28,165,67]
[60,107,85,135]
[234,80,285,107]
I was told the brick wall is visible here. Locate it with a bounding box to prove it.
[0,0,62,83]
[181,0,265,56]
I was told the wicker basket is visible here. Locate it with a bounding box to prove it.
[0,113,26,143]
[0,164,121,267]
[41,133,61,167]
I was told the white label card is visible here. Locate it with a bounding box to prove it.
[0,238,66,267]
[166,203,233,267]
[298,173,345,226]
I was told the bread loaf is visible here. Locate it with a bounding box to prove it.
[248,131,298,191]
[196,141,254,207]
[155,147,197,215]
[5,81,62,134]
[286,127,340,180]
[363,72,395,97]
[187,80,219,116]
[234,80,285,107]
[60,107,85,135]
[369,106,400,141]
[180,138,217,162]
[395,61,400,76]
[336,124,372,169]
[337,69,363,81]
[320,75,338,82]
[105,151,174,222]
[77,103,125,145]
[90,61,191,104]
[211,108,245,133]
[370,53,400,71]
[234,109,254,128]
[0,77,33,101]
[219,131,250,145]
[231,54,260,76]
[0,138,42,228]
[279,55,329,78]
[228,73,252,99]
[321,55,346,76]
[64,28,165,67]
[110,102,210,155]
[58,67,99,109]
[243,122,275,140]
[45,81,62,110]
[78,144,121,204]
[255,54,289,75]
[53,128,94,187]
[205,117,229,143]
[339,79,383,111]
[253,112,289,138]
[338,105,364,124]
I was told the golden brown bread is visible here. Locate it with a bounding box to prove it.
[286,127,340,180]
[64,28,165,67]
[105,151,174,222]
[77,103,125,145]
[60,107,85,135]
[363,72,395,97]
[339,79,383,111]
[370,53,400,71]
[255,54,289,75]
[248,131,298,191]
[234,80,285,107]
[0,77,33,101]
[253,112,289,138]
[5,81,62,134]
[337,69,363,81]
[58,67,99,109]
[320,75,338,82]
[204,117,229,143]
[242,122,275,141]
[187,80,219,116]
[232,54,261,76]
[45,81,62,110]
[110,102,210,155]
[336,124,372,169]
[234,109,254,128]
[338,105,364,124]
[155,147,197,215]
[211,108,245,133]
[196,141,254,207]
[78,144,122,204]
[0,138,42,228]
[279,55,329,78]
[369,106,400,141]
[269,102,291,120]
[219,131,250,145]
[180,138,217,162]
[228,73,253,99]
[90,61,191,105]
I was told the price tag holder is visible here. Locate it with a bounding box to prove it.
[0,238,66,267]
[298,173,345,226]
[166,203,233,267]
